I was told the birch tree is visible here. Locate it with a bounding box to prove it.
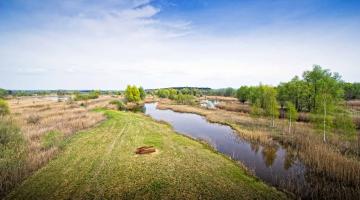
[286,101,298,134]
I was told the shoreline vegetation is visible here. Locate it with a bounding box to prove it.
[0,66,359,199]
[156,98,360,198]
[5,110,287,200]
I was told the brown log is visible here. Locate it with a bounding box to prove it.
[135,146,156,154]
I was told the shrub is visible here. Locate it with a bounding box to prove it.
[41,131,63,149]
[333,108,356,136]
[74,91,99,101]
[0,88,8,99]
[139,87,146,100]
[110,100,126,111]
[26,114,40,124]
[0,99,10,116]
[175,94,196,105]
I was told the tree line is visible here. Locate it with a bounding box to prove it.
[235,65,357,142]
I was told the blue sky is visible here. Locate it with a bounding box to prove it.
[0,0,359,89]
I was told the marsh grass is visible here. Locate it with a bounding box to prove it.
[7,110,287,199]
[158,99,360,199]
[1,95,120,198]
[0,117,26,198]
[41,130,64,149]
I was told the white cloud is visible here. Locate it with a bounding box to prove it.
[0,0,359,89]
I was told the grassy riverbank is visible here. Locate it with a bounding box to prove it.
[7,110,287,199]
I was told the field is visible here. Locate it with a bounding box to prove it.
[6,109,287,199]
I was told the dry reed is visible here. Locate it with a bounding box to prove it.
[1,95,118,197]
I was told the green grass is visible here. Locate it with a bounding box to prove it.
[41,130,64,149]
[7,110,288,199]
[0,117,26,198]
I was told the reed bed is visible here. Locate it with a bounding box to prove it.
[215,101,251,113]
[1,95,118,197]
[200,95,238,102]
[157,99,360,198]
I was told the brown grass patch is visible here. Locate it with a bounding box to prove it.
[200,96,238,102]
[2,95,119,197]
[215,101,251,113]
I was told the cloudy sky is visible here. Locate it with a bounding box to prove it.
[0,0,359,90]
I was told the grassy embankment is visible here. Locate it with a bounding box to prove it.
[7,109,287,199]
[157,99,360,198]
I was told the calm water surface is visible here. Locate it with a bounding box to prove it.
[144,103,306,188]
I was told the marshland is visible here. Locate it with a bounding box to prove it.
[1,1,360,199]
[1,66,360,199]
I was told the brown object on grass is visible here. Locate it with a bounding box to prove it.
[135,146,156,154]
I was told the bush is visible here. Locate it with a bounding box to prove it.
[333,109,356,135]
[0,117,26,198]
[74,91,99,101]
[0,99,10,116]
[26,114,40,124]
[110,100,126,111]
[139,87,146,100]
[41,131,63,149]
[0,88,8,99]
[175,94,196,105]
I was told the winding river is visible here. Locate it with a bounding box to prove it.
[143,103,359,199]
[144,104,307,190]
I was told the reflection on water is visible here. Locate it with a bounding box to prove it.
[144,103,305,186]
[128,104,146,113]
[143,103,360,199]
[262,146,278,167]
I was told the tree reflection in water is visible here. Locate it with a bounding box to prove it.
[261,145,278,167]
[250,143,260,154]
[283,148,296,170]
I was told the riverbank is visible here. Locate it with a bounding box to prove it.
[157,99,360,199]
[7,110,287,199]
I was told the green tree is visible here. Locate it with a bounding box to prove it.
[132,86,141,102]
[303,65,343,112]
[236,86,249,104]
[277,76,311,111]
[343,82,360,100]
[0,88,8,99]
[308,68,343,142]
[286,101,298,134]
[0,99,10,116]
[313,93,335,142]
[157,89,170,98]
[168,89,177,100]
[125,85,141,102]
[248,86,261,105]
[139,87,146,100]
[224,87,235,97]
[262,86,279,127]
[250,99,263,118]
